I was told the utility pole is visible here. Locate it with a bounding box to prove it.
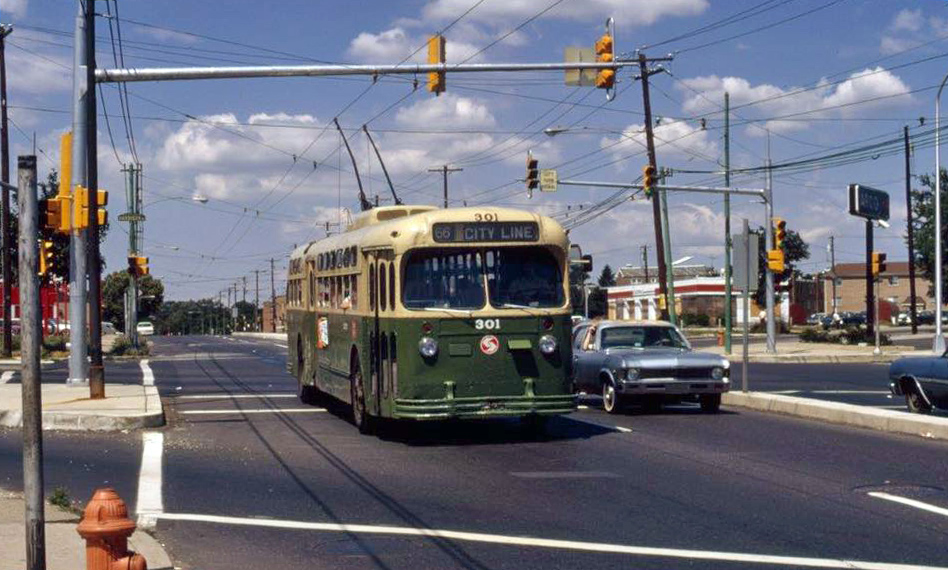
[124,164,141,347]
[19,155,45,570]
[637,51,674,324]
[764,154,776,353]
[270,258,276,333]
[865,219,875,338]
[829,236,837,316]
[254,270,260,332]
[67,1,91,388]
[641,245,649,283]
[723,92,733,354]
[429,165,462,209]
[84,0,105,397]
[905,126,918,334]
[0,24,13,359]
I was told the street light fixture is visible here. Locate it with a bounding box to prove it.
[934,73,948,354]
[144,194,210,207]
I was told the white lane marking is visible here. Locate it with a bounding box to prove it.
[0,371,14,384]
[136,432,164,529]
[810,390,890,395]
[174,393,297,400]
[613,425,633,433]
[152,512,948,569]
[577,405,590,410]
[140,359,154,387]
[769,390,801,395]
[179,408,327,415]
[868,492,948,519]
[566,416,632,434]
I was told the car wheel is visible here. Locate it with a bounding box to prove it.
[699,393,722,413]
[350,361,375,434]
[602,380,621,414]
[905,385,932,415]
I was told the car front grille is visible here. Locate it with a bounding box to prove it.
[638,367,714,379]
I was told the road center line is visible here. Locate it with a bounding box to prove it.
[0,371,14,384]
[174,393,297,400]
[140,359,154,387]
[152,512,947,569]
[179,408,327,415]
[868,492,948,519]
[136,432,164,529]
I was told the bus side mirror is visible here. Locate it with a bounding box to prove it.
[569,244,583,262]
[581,254,593,273]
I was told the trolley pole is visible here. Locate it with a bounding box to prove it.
[19,155,46,570]
[67,0,90,387]
[1,24,13,359]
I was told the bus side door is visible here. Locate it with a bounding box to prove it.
[365,249,396,416]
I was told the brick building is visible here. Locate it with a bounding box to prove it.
[822,262,929,316]
[262,295,286,333]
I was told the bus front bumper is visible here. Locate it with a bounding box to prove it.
[393,394,577,420]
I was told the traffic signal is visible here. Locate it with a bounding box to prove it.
[657,294,666,311]
[41,196,71,233]
[594,32,614,89]
[871,252,887,276]
[773,217,787,250]
[74,186,108,229]
[38,240,54,276]
[128,255,149,278]
[427,34,446,95]
[526,152,539,191]
[643,164,657,198]
[767,249,785,273]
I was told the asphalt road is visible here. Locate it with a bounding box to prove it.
[2,335,948,570]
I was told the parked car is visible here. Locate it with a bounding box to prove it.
[136,321,155,336]
[889,355,948,413]
[102,321,117,335]
[917,311,936,325]
[572,320,730,413]
[806,312,825,326]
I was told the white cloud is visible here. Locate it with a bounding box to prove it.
[678,68,911,134]
[422,0,707,26]
[0,0,27,18]
[346,27,483,63]
[891,8,923,32]
[600,119,719,164]
[5,45,70,94]
[394,93,495,128]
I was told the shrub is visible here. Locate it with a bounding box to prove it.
[42,334,68,353]
[680,313,711,327]
[799,326,891,346]
[110,336,150,357]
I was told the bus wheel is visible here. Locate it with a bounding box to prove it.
[350,361,375,434]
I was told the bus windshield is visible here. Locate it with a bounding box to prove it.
[402,247,564,310]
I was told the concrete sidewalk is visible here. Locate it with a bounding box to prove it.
[0,489,173,570]
[0,361,163,431]
[233,331,285,342]
[704,339,922,364]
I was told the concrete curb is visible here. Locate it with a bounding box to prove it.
[728,353,909,364]
[0,386,165,431]
[233,332,285,342]
[723,391,948,440]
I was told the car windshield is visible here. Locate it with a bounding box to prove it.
[402,247,564,310]
[600,326,688,349]
[486,247,564,308]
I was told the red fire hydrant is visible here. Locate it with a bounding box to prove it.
[76,488,147,570]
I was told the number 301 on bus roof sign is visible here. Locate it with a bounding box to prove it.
[848,184,889,221]
[433,222,539,243]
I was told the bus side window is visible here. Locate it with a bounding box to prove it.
[389,261,396,310]
[379,262,388,312]
[369,263,376,311]
[351,273,359,309]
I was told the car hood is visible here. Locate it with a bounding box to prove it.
[605,347,728,369]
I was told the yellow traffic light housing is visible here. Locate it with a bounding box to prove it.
[128,255,149,277]
[773,217,787,250]
[74,186,108,229]
[594,33,614,89]
[642,164,657,198]
[38,240,54,276]
[871,252,887,276]
[41,197,71,233]
[427,34,446,95]
[767,249,785,273]
[526,152,539,192]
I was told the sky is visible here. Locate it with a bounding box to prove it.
[0,0,943,301]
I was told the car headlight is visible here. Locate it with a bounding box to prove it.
[418,336,439,358]
[711,366,725,380]
[538,334,557,355]
[625,368,640,381]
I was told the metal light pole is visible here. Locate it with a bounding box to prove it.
[935,73,948,354]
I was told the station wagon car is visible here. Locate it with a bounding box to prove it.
[572,320,730,413]
[888,354,948,413]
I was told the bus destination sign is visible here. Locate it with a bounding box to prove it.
[848,184,889,221]
[433,222,539,243]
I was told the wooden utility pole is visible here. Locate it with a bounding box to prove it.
[429,165,463,208]
[1,24,13,358]
[905,126,918,334]
[270,258,276,333]
[253,270,261,332]
[638,52,670,321]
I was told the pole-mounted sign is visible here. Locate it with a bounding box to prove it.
[848,184,889,221]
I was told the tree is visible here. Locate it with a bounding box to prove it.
[753,227,809,307]
[569,263,590,316]
[153,298,229,335]
[911,170,947,304]
[597,264,616,287]
[102,271,164,330]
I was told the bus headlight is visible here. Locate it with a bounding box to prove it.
[711,366,725,380]
[538,334,557,355]
[418,337,439,358]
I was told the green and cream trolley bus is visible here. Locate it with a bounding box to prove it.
[286,205,576,433]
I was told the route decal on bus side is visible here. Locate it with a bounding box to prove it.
[480,335,500,355]
[317,317,329,348]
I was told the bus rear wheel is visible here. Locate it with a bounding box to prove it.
[350,362,375,434]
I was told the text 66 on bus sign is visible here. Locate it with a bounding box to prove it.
[433,222,539,243]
